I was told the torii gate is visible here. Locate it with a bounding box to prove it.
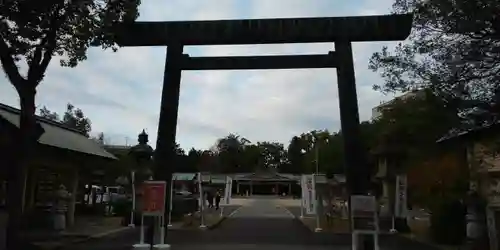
[112,13,413,248]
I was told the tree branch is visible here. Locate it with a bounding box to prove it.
[0,35,25,87]
[27,4,65,86]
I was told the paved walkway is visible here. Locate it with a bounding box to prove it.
[175,198,439,250]
[59,197,440,250]
[228,198,294,218]
[172,198,325,249]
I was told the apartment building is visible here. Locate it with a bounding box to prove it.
[371,90,426,120]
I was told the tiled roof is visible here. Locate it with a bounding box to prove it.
[0,103,116,160]
[436,122,500,143]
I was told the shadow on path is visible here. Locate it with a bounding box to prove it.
[188,217,315,245]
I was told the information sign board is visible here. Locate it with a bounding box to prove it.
[142,181,167,216]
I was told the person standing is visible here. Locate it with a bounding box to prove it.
[207,191,214,208]
[215,190,222,210]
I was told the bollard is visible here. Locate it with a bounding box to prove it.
[153,216,170,250]
[133,215,150,250]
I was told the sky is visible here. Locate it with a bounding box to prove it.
[0,0,403,150]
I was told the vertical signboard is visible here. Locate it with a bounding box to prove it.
[301,175,308,213]
[394,175,408,218]
[300,176,306,209]
[311,174,317,215]
[302,174,316,215]
[224,176,232,205]
[142,181,167,216]
[197,172,204,210]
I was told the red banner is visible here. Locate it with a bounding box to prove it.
[142,181,166,215]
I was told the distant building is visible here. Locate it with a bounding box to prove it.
[371,90,426,120]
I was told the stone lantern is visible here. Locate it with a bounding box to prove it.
[371,133,409,233]
[127,130,154,226]
[129,129,154,180]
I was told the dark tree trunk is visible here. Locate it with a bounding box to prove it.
[6,85,40,250]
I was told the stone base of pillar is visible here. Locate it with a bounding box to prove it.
[132,243,151,250]
[153,244,171,250]
[53,213,66,231]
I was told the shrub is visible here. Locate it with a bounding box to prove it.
[112,199,132,217]
[430,199,466,245]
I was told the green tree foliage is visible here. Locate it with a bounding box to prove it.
[62,103,92,137]
[182,148,202,173]
[215,133,251,173]
[239,144,263,172]
[256,141,287,170]
[369,0,500,124]
[198,130,347,175]
[282,136,305,174]
[38,103,93,137]
[38,106,59,121]
[373,90,460,168]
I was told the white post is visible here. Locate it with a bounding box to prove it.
[167,178,174,227]
[198,173,206,229]
[132,201,150,249]
[300,178,304,219]
[391,175,400,234]
[390,215,397,234]
[300,198,305,218]
[129,170,136,227]
[153,215,170,249]
[314,173,322,232]
[220,176,226,217]
[160,216,165,244]
[139,214,145,243]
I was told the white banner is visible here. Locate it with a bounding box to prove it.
[197,172,204,210]
[394,175,408,218]
[223,176,232,205]
[300,175,307,213]
[302,174,316,215]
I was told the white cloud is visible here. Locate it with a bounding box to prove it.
[0,0,400,150]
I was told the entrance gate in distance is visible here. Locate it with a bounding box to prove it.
[112,13,413,244]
